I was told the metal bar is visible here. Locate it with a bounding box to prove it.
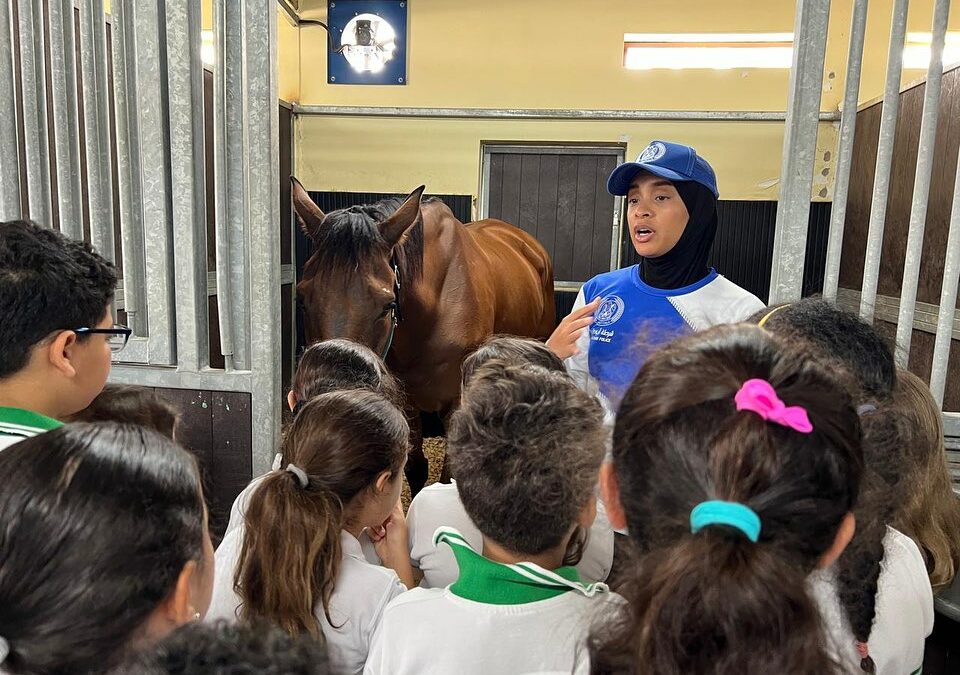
[111,0,147,337]
[109,365,254,392]
[17,0,52,225]
[134,0,175,365]
[165,0,209,372]
[485,145,625,156]
[859,0,909,322]
[79,0,115,260]
[213,0,250,372]
[894,0,951,366]
[929,142,960,405]
[292,104,842,122]
[767,0,830,303]
[610,195,624,271]
[822,0,868,302]
[47,0,83,238]
[835,288,960,340]
[0,0,21,219]
[244,0,282,475]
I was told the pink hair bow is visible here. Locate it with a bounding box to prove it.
[734,379,813,434]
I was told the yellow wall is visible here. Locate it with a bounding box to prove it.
[288,0,958,202]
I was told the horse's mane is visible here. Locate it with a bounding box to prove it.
[305,196,439,284]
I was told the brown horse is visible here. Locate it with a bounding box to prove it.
[291,179,555,491]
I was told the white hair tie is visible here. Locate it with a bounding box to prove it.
[285,463,309,488]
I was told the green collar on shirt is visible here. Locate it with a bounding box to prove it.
[0,406,62,439]
[435,526,608,605]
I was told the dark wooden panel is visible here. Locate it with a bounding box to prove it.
[838,104,882,291]
[517,154,540,237]
[553,154,580,281]
[279,105,293,266]
[156,388,216,524]
[591,154,617,276]
[487,152,503,220]
[499,154,522,227]
[209,391,253,540]
[281,283,293,390]
[535,154,560,263]
[571,155,599,283]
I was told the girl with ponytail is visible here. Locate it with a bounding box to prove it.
[590,324,863,674]
[206,390,413,675]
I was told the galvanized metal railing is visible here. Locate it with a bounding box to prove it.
[2,0,282,474]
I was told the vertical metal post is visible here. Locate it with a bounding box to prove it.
[822,0,868,303]
[894,0,951,366]
[244,0,282,474]
[929,151,960,405]
[768,0,831,303]
[165,0,209,372]
[47,0,84,239]
[111,0,147,336]
[135,0,176,365]
[79,0,115,260]
[859,0,909,322]
[0,0,21,220]
[17,0,52,225]
[213,0,251,372]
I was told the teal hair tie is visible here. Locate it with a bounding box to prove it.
[690,500,761,542]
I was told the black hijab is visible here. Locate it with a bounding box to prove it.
[638,180,718,290]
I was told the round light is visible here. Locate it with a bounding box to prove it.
[340,13,397,73]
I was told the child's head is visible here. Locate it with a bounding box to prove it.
[460,335,565,388]
[0,220,119,416]
[754,298,896,402]
[891,369,960,588]
[0,423,213,674]
[448,362,605,558]
[238,389,408,636]
[289,338,401,412]
[116,619,330,675]
[67,384,181,439]
[592,324,862,675]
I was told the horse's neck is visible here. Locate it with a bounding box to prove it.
[400,204,467,307]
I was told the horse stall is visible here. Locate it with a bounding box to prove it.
[0,0,287,538]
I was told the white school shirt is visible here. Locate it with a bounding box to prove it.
[207,528,406,675]
[808,526,934,675]
[407,480,615,587]
[365,529,623,675]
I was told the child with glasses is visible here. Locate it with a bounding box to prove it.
[0,220,120,450]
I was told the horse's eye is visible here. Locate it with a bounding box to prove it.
[379,301,397,318]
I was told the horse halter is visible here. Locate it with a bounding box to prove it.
[381,256,402,360]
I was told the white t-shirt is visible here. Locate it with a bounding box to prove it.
[407,480,615,587]
[364,573,622,675]
[808,526,934,675]
[208,528,406,675]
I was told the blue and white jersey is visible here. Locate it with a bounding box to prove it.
[565,266,764,416]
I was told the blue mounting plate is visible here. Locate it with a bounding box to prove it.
[327,0,408,85]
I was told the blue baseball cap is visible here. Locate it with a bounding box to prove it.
[607,140,719,198]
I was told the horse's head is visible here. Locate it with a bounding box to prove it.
[292,177,425,354]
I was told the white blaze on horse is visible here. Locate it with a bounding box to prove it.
[291,179,555,491]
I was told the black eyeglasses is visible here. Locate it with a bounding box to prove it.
[74,324,133,352]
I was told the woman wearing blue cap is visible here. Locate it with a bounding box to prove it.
[548,140,764,416]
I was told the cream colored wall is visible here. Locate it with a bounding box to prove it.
[287,0,955,202]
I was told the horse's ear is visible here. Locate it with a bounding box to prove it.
[291,176,325,241]
[380,185,425,248]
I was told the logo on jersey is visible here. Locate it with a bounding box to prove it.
[594,295,625,327]
[638,141,667,163]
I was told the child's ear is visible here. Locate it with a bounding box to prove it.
[577,494,598,529]
[47,330,79,378]
[818,512,856,569]
[599,463,627,531]
[287,391,297,411]
[374,470,393,495]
